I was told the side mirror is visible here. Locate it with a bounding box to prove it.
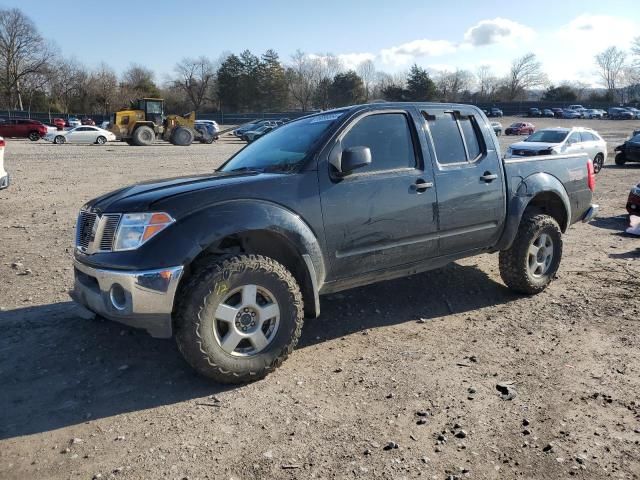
[331,146,372,175]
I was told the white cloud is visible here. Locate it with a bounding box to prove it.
[337,52,376,70]
[463,17,535,46]
[379,39,457,66]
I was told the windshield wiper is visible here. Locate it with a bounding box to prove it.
[227,166,265,173]
[262,164,298,174]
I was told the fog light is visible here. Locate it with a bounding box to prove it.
[109,283,127,311]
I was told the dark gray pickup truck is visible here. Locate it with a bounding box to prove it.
[71,103,598,383]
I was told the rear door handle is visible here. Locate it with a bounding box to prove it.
[412,180,433,192]
[480,172,498,182]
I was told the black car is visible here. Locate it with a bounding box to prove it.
[615,132,640,166]
[487,107,503,117]
[609,107,634,120]
[528,108,541,117]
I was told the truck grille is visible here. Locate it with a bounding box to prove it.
[77,211,97,250]
[99,214,121,251]
[76,211,121,253]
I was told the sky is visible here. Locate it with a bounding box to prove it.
[4,0,640,86]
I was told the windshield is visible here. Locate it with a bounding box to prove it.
[524,130,568,143]
[220,112,345,173]
[509,123,520,127]
[631,134,640,143]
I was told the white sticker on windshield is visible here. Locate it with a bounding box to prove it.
[309,113,343,124]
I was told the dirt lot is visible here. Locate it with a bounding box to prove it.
[1,117,639,480]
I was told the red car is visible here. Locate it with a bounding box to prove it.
[81,117,95,126]
[505,122,535,135]
[0,118,48,141]
[53,118,66,130]
[627,183,640,215]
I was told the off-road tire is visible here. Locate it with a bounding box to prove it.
[132,126,155,146]
[170,126,194,146]
[499,214,562,294]
[593,153,604,173]
[615,153,626,166]
[175,255,304,383]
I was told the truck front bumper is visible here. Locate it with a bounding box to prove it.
[70,259,183,338]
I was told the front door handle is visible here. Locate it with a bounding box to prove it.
[412,180,434,192]
[480,172,498,182]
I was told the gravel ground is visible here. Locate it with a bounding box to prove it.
[0,117,639,480]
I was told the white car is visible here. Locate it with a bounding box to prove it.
[67,117,81,128]
[0,136,8,189]
[584,109,603,119]
[194,119,220,133]
[44,126,116,145]
[505,127,607,173]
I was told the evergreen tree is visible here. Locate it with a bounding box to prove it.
[216,54,243,111]
[405,64,436,101]
[328,71,365,107]
[260,50,288,112]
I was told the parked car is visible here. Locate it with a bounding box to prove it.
[243,125,276,142]
[491,121,502,136]
[561,109,582,119]
[70,102,597,383]
[551,108,564,118]
[624,107,640,119]
[81,117,96,126]
[542,109,555,118]
[0,136,8,189]
[506,127,607,172]
[67,117,82,128]
[568,104,585,111]
[487,107,503,117]
[99,120,110,130]
[505,122,535,135]
[53,118,66,130]
[193,122,217,144]
[584,109,603,119]
[233,120,277,137]
[528,108,541,117]
[626,182,640,215]
[0,118,48,141]
[614,132,640,166]
[44,126,116,145]
[608,107,634,120]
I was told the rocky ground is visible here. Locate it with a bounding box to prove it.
[0,117,639,479]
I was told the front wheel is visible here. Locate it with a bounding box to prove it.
[175,255,304,383]
[593,153,604,173]
[499,214,562,294]
[96,136,107,145]
[28,131,40,141]
[53,135,66,144]
[615,153,626,166]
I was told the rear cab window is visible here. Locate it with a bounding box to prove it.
[422,110,485,165]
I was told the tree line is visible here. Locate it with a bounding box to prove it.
[2,7,640,116]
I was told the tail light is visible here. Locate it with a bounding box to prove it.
[0,138,5,147]
[587,159,595,192]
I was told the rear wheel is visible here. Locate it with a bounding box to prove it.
[28,131,40,141]
[615,153,626,166]
[96,136,107,145]
[175,255,304,383]
[170,126,194,146]
[53,135,66,144]
[499,214,562,294]
[593,153,604,173]
[132,126,155,146]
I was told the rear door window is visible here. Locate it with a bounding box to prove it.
[424,111,484,164]
[568,132,581,143]
[580,132,597,142]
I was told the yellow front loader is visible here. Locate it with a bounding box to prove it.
[109,98,211,146]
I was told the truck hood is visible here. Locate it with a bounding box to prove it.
[84,171,261,214]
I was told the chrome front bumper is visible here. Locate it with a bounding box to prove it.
[582,203,599,223]
[70,259,183,338]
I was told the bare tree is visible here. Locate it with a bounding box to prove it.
[87,63,118,115]
[286,50,321,111]
[0,8,53,109]
[48,58,88,113]
[173,56,216,112]
[435,69,474,102]
[595,46,627,99]
[357,59,376,101]
[476,65,498,100]
[504,53,548,101]
[121,64,159,101]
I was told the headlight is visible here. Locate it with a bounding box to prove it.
[113,212,174,251]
